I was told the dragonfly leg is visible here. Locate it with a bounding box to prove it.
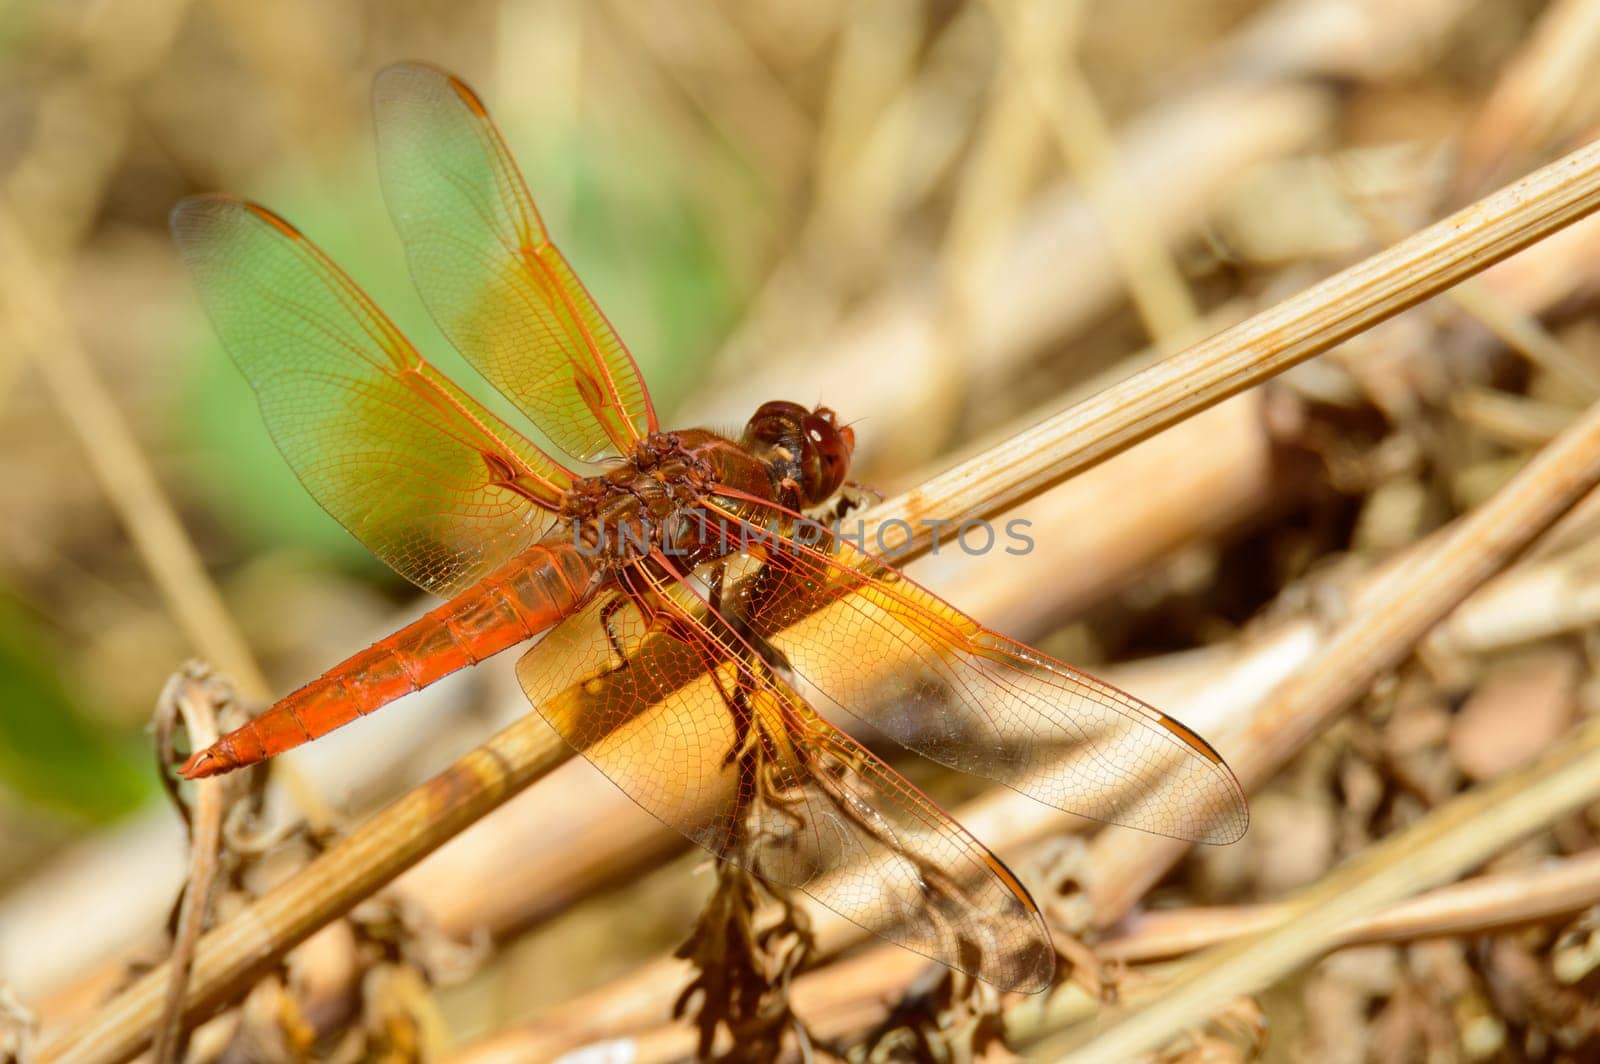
[829,481,884,521]
[598,593,633,669]
[611,559,714,665]
[705,561,727,611]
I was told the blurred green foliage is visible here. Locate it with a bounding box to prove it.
[0,1,33,59]
[0,596,150,821]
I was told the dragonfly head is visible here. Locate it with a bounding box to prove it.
[744,400,855,506]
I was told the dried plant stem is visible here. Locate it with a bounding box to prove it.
[1100,849,1600,963]
[530,847,1600,1064]
[1055,384,1600,1061]
[150,670,227,1064]
[40,136,1600,1064]
[1056,718,1600,1062]
[874,135,1600,557]
[450,942,932,1064]
[1085,378,1600,923]
[1445,280,1600,396]
[989,0,1200,347]
[1433,543,1600,653]
[37,724,569,1064]
[480,526,1600,1060]
[1337,175,1600,397]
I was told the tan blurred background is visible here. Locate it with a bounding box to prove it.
[6,0,1600,1059]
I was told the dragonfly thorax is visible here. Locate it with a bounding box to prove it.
[560,432,718,566]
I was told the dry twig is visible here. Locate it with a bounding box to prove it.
[871,135,1600,555]
[1054,369,1600,1058]
[459,139,1600,1060]
[484,413,1600,1058]
[986,0,1200,347]
[1100,850,1600,963]
[1054,715,1600,1061]
[37,129,1600,1064]
[148,667,232,1064]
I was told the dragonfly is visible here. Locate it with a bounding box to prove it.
[171,62,1247,994]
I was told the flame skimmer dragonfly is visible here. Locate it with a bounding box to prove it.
[171,62,1246,994]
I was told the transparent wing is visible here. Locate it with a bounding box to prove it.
[171,195,574,597]
[516,561,1055,992]
[693,495,1249,845]
[373,61,657,463]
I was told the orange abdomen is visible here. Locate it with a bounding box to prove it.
[181,542,600,778]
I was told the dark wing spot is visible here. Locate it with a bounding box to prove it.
[1158,716,1225,765]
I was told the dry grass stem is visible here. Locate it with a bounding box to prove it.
[34,99,1600,1064]
[1054,377,1600,1059]
[1084,412,1600,925]
[36,723,569,1064]
[1056,716,1600,1062]
[989,0,1200,347]
[149,668,228,1064]
[1452,387,1575,447]
[1441,279,1600,396]
[1431,544,1600,653]
[496,450,1600,1058]
[1101,849,1600,963]
[872,134,1600,558]
[1338,175,1600,397]
[532,847,1600,1063]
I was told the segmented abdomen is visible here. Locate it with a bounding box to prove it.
[180,541,599,778]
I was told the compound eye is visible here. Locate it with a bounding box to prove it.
[754,400,809,421]
[745,400,808,446]
[801,411,851,501]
